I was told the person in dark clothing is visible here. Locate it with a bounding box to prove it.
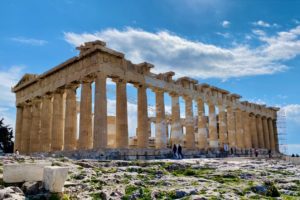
[173,144,177,159]
[255,149,259,157]
[230,148,234,155]
[268,149,272,158]
[178,144,183,159]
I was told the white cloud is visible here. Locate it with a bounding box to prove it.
[11,37,48,46]
[0,66,24,127]
[216,32,230,38]
[64,26,300,79]
[281,104,300,124]
[252,20,279,28]
[221,20,231,28]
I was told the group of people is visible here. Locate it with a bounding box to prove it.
[172,144,183,159]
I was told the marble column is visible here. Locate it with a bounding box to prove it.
[197,99,208,150]
[262,117,270,149]
[64,86,78,151]
[14,105,23,151]
[250,114,259,148]
[184,96,195,149]
[93,73,107,149]
[268,118,275,151]
[29,99,42,153]
[20,103,32,154]
[218,104,227,148]
[115,79,128,148]
[208,103,218,148]
[79,81,93,150]
[170,94,183,146]
[136,84,149,148]
[40,94,53,152]
[51,90,65,151]
[256,115,265,148]
[155,89,167,149]
[235,109,245,150]
[243,112,252,149]
[227,107,236,149]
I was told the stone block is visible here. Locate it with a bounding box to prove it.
[43,166,69,193]
[3,162,51,183]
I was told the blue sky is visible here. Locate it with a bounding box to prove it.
[0,0,300,154]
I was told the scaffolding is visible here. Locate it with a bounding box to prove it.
[277,109,288,154]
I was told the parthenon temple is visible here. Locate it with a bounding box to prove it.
[12,40,280,156]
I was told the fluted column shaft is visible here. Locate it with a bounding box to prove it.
[20,104,32,154]
[235,109,244,149]
[208,103,218,148]
[40,95,53,152]
[243,112,252,149]
[227,107,236,148]
[51,91,65,151]
[268,118,275,151]
[262,117,270,149]
[256,116,265,148]
[218,104,227,148]
[170,94,183,145]
[79,81,93,150]
[185,97,195,149]
[250,115,259,148]
[93,73,107,149]
[64,86,78,151]
[197,99,208,150]
[29,100,42,153]
[14,105,23,151]
[155,90,167,149]
[136,84,149,148]
[115,79,128,148]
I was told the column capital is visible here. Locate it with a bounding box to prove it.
[183,95,193,101]
[65,83,79,90]
[111,77,126,84]
[169,92,179,97]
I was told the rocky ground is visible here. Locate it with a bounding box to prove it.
[0,156,299,200]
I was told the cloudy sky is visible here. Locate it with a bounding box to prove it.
[0,0,300,154]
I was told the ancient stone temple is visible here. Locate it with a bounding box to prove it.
[12,40,280,155]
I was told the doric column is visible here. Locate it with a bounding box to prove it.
[262,117,270,149]
[243,111,252,149]
[136,84,149,148]
[170,94,183,145]
[29,99,42,153]
[197,99,208,150]
[64,85,78,151]
[14,105,23,152]
[184,96,195,149]
[51,90,65,151]
[20,103,32,154]
[218,104,227,148]
[227,107,236,148]
[40,94,53,152]
[268,118,275,151]
[208,103,218,148]
[235,109,244,150]
[256,115,265,148]
[115,78,128,148]
[155,89,167,149]
[273,120,279,152]
[79,80,93,150]
[93,73,107,149]
[250,114,259,148]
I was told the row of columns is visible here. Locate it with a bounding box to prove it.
[14,74,279,154]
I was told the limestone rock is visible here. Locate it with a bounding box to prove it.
[0,186,25,200]
[43,166,69,193]
[3,162,51,183]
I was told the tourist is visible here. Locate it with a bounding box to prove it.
[178,144,183,159]
[15,149,19,156]
[268,149,272,158]
[255,149,259,157]
[173,144,177,159]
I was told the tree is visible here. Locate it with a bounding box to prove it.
[0,118,14,153]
